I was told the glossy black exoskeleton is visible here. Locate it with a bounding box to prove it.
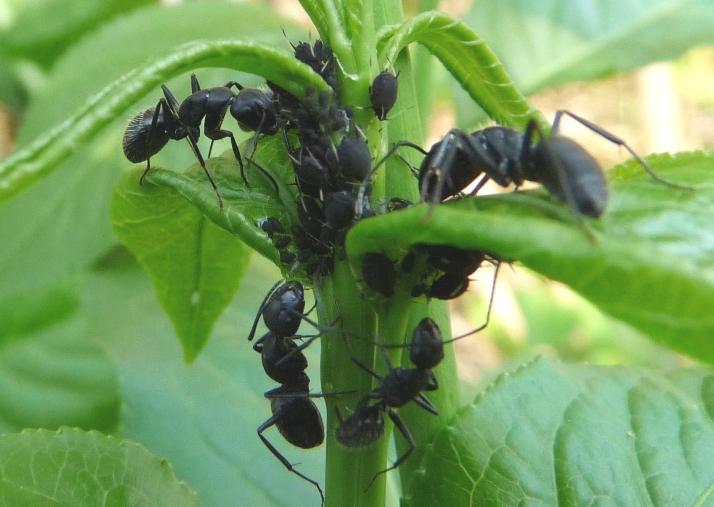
[417,110,692,217]
[176,74,279,193]
[122,79,224,208]
[323,190,355,231]
[248,281,306,342]
[124,74,281,204]
[335,318,444,489]
[336,136,372,181]
[370,70,399,121]
[250,280,338,506]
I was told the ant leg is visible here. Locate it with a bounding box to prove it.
[273,312,345,368]
[190,74,201,93]
[248,280,283,342]
[553,110,694,191]
[247,157,281,196]
[412,390,439,415]
[185,135,224,209]
[257,415,325,506]
[161,84,182,114]
[242,112,280,196]
[204,120,279,195]
[365,409,415,491]
[223,81,244,91]
[444,261,501,344]
[356,140,427,218]
[139,100,170,185]
[245,112,266,160]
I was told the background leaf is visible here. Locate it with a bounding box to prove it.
[81,254,327,507]
[377,11,545,132]
[346,152,714,363]
[111,166,253,362]
[0,0,154,68]
[463,0,714,96]
[0,281,120,433]
[455,0,714,128]
[407,357,714,507]
[0,427,201,507]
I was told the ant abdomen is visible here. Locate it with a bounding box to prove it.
[122,107,170,163]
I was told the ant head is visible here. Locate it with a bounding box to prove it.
[409,318,444,370]
[230,88,278,135]
[262,281,306,337]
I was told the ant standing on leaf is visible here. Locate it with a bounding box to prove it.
[122,73,281,209]
[359,110,694,238]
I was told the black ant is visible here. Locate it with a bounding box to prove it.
[334,317,444,490]
[335,263,500,488]
[122,79,223,208]
[363,110,693,228]
[123,74,280,206]
[249,280,340,506]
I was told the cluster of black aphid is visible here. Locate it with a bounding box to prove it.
[259,39,394,276]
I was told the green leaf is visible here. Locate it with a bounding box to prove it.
[0,2,311,299]
[407,357,714,507]
[136,136,301,273]
[376,11,546,131]
[111,165,254,362]
[0,282,120,433]
[0,38,328,206]
[346,151,714,363]
[81,257,326,507]
[0,427,201,507]
[0,0,154,68]
[461,0,714,97]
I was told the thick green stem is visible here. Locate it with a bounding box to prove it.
[321,261,385,507]
[319,1,463,506]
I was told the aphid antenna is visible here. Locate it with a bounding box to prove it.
[443,260,500,344]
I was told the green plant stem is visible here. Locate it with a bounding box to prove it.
[321,261,386,507]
